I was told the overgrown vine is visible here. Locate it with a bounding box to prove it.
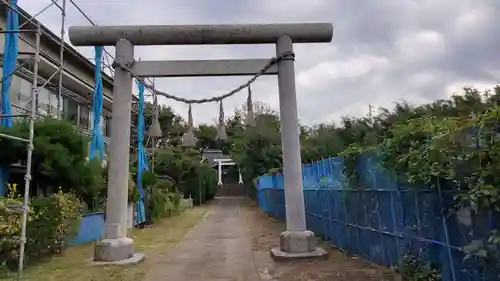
[341,149,361,189]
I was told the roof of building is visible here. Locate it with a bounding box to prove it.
[202,149,232,167]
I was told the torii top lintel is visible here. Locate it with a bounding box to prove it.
[68,23,333,46]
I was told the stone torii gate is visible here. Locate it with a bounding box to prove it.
[68,23,333,263]
[215,158,243,185]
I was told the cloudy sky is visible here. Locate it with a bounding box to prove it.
[17,0,500,126]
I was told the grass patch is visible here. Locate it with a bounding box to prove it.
[0,205,209,281]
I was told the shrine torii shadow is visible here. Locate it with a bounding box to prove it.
[68,23,333,264]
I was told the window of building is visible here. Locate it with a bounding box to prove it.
[79,104,89,129]
[65,97,78,125]
[104,116,111,137]
[89,113,106,136]
[48,91,63,118]
[37,87,53,116]
[100,115,105,135]
[89,111,94,130]
[8,75,21,103]
[6,75,21,117]
[51,92,65,119]
[17,76,32,108]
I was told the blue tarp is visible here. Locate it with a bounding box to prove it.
[135,80,148,224]
[89,46,105,161]
[0,0,19,196]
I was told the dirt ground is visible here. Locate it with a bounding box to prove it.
[242,201,399,281]
[143,197,399,281]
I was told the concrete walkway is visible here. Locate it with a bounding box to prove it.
[144,198,262,281]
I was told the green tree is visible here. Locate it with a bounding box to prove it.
[143,103,186,147]
[194,124,218,149]
[227,102,282,197]
[152,145,217,203]
[0,118,91,196]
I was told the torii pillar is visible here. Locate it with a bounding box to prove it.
[68,23,333,263]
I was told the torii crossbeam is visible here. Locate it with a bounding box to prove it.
[68,23,333,264]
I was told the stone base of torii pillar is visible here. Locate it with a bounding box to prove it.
[92,238,145,266]
[270,231,328,261]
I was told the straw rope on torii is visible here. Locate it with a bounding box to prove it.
[111,51,295,146]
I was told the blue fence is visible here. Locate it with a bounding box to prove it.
[69,212,105,245]
[256,152,500,281]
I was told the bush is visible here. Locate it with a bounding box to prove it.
[0,189,82,271]
[153,146,217,205]
[141,170,158,189]
[194,164,217,204]
[78,158,106,212]
[155,178,174,193]
[0,118,89,196]
[128,177,140,203]
[148,179,181,220]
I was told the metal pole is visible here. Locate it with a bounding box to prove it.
[56,0,66,118]
[17,24,41,281]
[38,70,60,90]
[151,78,156,171]
[18,0,60,29]
[0,29,38,34]
[0,132,29,143]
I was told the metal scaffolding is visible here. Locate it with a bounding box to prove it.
[65,0,160,151]
[0,3,40,278]
[0,0,159,279]
[1,0,159,125]
[1,0,66,116]
[66,0,159,114]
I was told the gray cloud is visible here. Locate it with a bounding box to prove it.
[18,0,500,125]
